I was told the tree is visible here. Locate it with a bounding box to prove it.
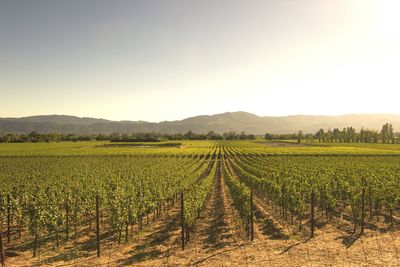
[333,128,340,142]
[316,129,324,142]
[380,123,394,144]
[297,131,303,144]
[265,133,273,140]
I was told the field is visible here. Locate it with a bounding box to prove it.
[1,140,400,266]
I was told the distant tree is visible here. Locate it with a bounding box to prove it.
[223,132,239,140]
[248,134,256,140]
[265,133,273,140]
[297,131,303,143]
[206,131,222,140]
[184,130,194,140]
[380,123,394,143]
[332,128,340,142]
[316,129,324,142]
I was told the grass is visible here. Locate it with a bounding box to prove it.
[1,140,400,157]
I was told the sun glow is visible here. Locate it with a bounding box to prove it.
[0,0,399,121]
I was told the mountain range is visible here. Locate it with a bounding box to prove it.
[1,112,400,135]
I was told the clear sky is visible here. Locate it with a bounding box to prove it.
[1,0,399,122]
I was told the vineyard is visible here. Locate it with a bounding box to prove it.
[0,141,400,266]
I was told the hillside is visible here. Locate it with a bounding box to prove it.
[1,112,400,134]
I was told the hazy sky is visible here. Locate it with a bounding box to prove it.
[1,0,399,122]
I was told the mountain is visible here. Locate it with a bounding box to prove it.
[1,112,400,135]
[6,115,111,125]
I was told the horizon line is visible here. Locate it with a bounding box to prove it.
[2,111,400,123]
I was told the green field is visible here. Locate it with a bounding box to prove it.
[1,140,400,265]
[2,140,400,156]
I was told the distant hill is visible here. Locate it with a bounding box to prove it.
[1,112,400,135]
[7,115,111,125]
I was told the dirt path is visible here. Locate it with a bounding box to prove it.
[114,204,182,266]
[165,160,248,266]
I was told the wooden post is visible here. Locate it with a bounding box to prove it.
[368,186,373,220]
[65,201,69,242]
[139,215,142,231]
[310,190,315,238]
[246,218,249,238]
[56,224,59,248]
[96,195,100,257]
[6,196,10,244]
[0,227,5,266]
[125,222,129,243]
[250,188,254,241]
[180,191,185,250]
[361,178,366,235]
[33,234,38,257]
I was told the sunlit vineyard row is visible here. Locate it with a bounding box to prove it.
[3,140,400,157]
[0,143,220,256]
[222,142,400,236]
[0,140,399,260]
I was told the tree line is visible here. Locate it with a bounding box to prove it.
[265,123,400,144]
[0,130,256,143]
